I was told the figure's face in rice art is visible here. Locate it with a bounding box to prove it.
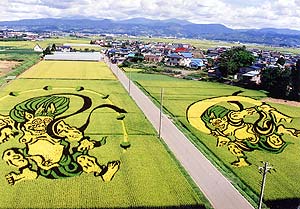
[19,113,53,144]
[209,114,229,132]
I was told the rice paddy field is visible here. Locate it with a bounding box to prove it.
[0,47,40,86]
[0,61,210,208]
[19,61,115,80]
[120,36,300,54]
[130,72,300,209]
[0,37,91,49]
[0,38,100,86]
[2,37,300,209]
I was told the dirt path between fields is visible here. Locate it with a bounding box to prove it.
[0,60,20,76]
[104,57,254,209]
[262,97,300,107]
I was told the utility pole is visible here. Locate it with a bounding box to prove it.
[258,161,274,209]
[158,88,164,138]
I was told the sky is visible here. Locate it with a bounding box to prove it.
[0,0,300,30]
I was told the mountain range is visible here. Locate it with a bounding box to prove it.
[0,17,300,47]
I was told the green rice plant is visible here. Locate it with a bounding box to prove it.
[132,72,300,209]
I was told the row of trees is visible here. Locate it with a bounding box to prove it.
[42,44,56,56]
[217,46,300,101]
[261,60,300,100]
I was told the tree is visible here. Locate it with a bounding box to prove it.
[131,52,144,62]
[289,59,300,101]
[218,46,255,77]
[261,66,291,99]
[51,44,56,52]
[42,46,52,56]
[207,58,214,67]
[276,56,285,66]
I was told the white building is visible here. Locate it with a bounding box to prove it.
[33,44,43,52]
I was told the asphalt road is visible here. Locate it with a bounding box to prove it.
[105,58,255,209]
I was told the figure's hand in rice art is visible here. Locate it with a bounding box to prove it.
[1,95,123,185]
[187,95,300,167]
[2,148,38,185]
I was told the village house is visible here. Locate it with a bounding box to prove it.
[179,52,193,67]
[206,48,220,60]
[174,47,190,53]
[144,54,163,63]
[208,67,222,78]
[127,53,136,61]
[238,65,262,85]
[166,53,182,66]
[191,50,206,59]
[56,45,71,52]
[126,52,144,62]
[189,58,205,69]
[106,47,131,64]
[116,48,131,57]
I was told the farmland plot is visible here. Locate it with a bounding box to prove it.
[20,61,115,80]
[132,72,300,209]
[0,61,209,208]
[0,60,20,76]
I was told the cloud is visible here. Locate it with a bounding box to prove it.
[39,0,79,9]
[0,0,300,30]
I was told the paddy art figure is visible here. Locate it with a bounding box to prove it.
[0,94,127,185]
[186,93,300,167]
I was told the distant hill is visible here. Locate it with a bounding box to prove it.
[246,28,300,36]
[0,18,234,36]
[118,18,192,26]
[1,18,300,47]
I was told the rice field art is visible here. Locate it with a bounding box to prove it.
[186,91,300,167]
[0,61,209,208]
[131,72,300,208]
[0,93,126,184]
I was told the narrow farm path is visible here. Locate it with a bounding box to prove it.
[104,57,254,209]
